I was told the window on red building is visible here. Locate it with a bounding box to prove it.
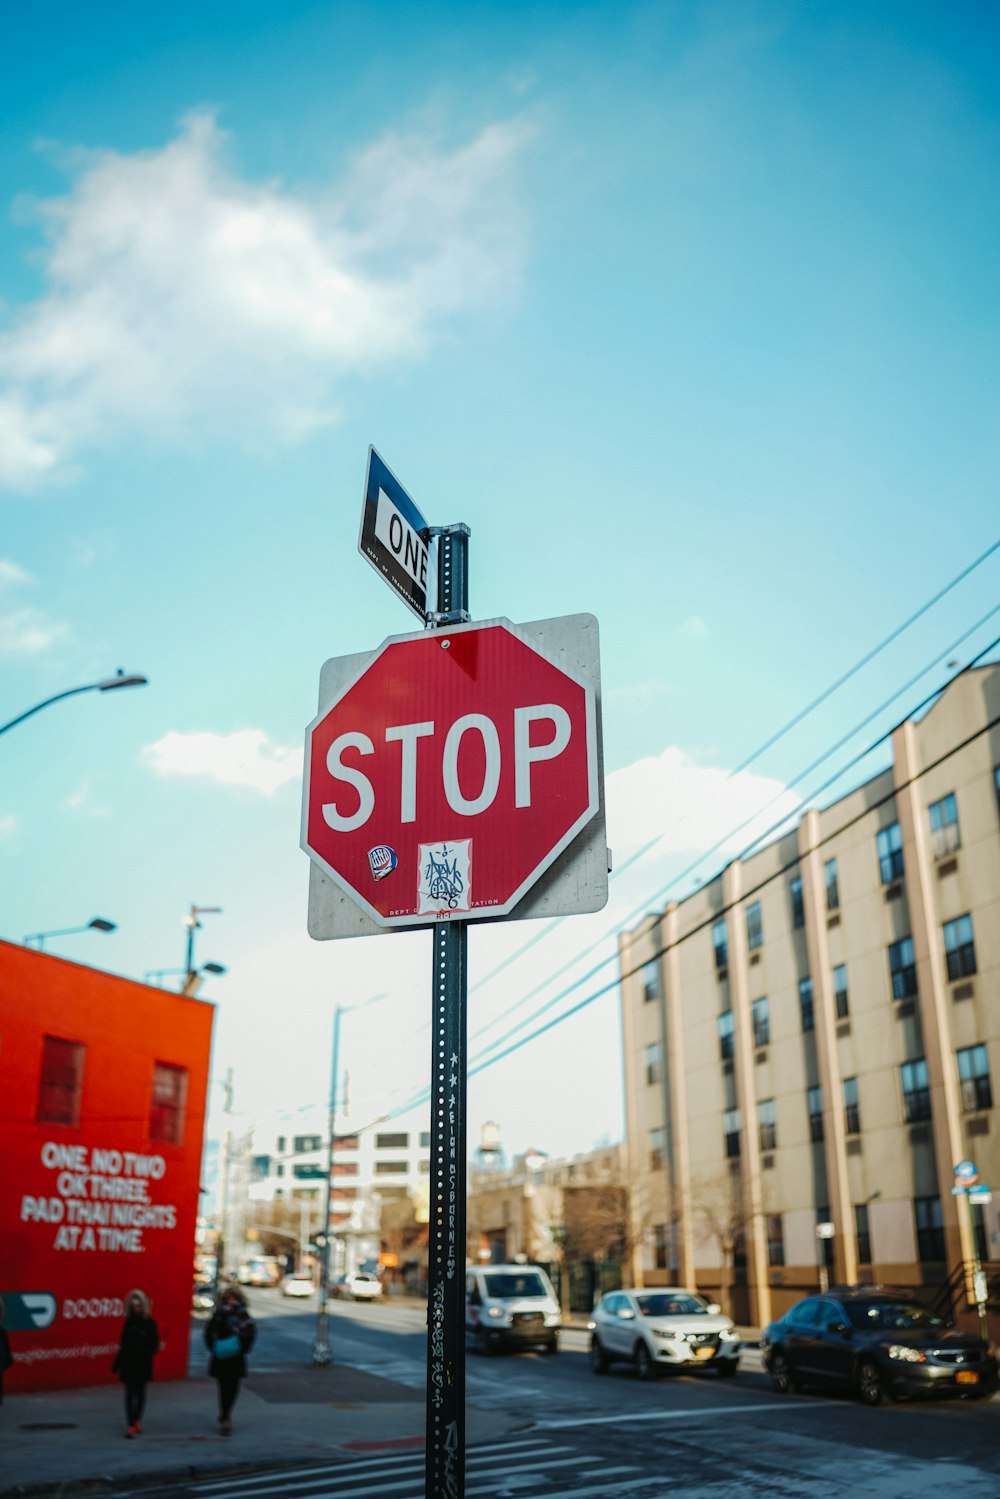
[36,1035,86,1125]
[149,1062,188,1144]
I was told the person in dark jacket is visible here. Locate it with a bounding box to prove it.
[204,1285,256,1434]
[112,1289,160,1437]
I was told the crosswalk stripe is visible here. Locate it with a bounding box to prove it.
[185,1438,589,1499]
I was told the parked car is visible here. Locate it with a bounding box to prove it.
[281,1272,316,1298]
[465,1264,561,1355]
[761,1288,998,1405]
[342,1271,383,1302]
[589,1288,740,1380]
[192,1279,215,1312]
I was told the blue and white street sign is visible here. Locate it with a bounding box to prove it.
[358,447,431,620]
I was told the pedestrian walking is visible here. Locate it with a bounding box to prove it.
[204,1285,256,1435]
[112,1289,160,1437]
[0,1298,13,1406]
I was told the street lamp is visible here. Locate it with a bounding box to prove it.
[184,904,222,982]
[24,917,117,952]
[0,670,147,736]
[313,993,389,1366]
[144,962,227,991]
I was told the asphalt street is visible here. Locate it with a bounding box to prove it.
[5,1289,1000,1498]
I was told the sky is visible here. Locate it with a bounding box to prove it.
[1,1,999,1183]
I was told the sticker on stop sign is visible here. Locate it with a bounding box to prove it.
[302,616,602,928]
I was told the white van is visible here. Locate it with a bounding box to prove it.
[465,1264,561,1355]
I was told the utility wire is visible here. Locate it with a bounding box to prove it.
[469,618,1000,1059]
[467,536,1000,1037]
[382,671,1000,1121]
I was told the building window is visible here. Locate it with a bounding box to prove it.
[914,1196,945,1262]
[876,822,904,884]
[799,977,814,1032]
[374,1160,409,1175]
[642,959,661,1003]
[376,1131,409,1149]
[276,1135,286,1153]
[807,1086,824,1143]
[888,936,917,999]
[712,918,728,973]
[929,793,960,858]
[958,1044,993,1112]
[334,1134,359,1150]
[645,1041,663,1086]
[746,902,763,951]
[419,1131,431,1148]
[758,1098,777,1152]
[723,1108,741,1159]
[789,876,805,929]
[855,1204,872,1265]
[653,1223,669,1271]
[717,1010,734,1061]
[149,1062,188,1144]
[824,858,840,912]
[650,1125,667,1170]
[294,1134,322,1153]
[832,964,849,1019]
[900,1058,931,1123]
[767,1214,785,1267]
[943,913,977,980]
[843,1076,860,1136]
[36,1036,85,1126]
[751,997,769,1048]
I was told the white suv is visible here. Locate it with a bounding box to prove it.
[590,1288,740,1380]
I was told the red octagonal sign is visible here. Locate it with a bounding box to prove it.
[302,617,600,927]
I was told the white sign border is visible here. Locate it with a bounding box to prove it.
[302,614,606,938]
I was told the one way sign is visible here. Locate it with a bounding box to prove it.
[358,447,430,620]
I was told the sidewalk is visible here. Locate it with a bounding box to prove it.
[0,1357,520,1497]
[0,1316,762,1496]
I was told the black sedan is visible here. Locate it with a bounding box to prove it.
[761,1288,997,1406]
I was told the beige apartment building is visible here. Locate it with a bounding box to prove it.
[619,663,1000,1327]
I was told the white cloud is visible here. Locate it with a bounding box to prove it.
[0,813,18,842]
[60,782,109,818]
[605,745,800,861]
[142,728,301,795]
[0,110,531,488]
[0,557,66,655]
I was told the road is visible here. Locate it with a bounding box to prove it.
[168,1288,1000,1498]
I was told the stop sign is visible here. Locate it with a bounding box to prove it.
[301,617,600,928]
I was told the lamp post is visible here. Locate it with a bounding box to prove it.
[145,962,226,993]
[0,670,147,736]
[24,917,117,952]
[184,904,222,982]
[312,994,388,1365]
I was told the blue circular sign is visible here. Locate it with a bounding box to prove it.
[954,1159,978,1185]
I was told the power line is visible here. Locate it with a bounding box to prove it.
[466,537,1000,1042]
[381,668,1000,1120]
[469,619,1000,1062]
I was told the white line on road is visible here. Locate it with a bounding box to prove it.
[534,1399,836,1429]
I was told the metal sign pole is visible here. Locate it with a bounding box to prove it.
[425,523,470,1499]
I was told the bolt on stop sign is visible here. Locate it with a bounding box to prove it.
[302,616,602,929]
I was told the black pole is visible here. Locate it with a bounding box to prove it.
[425,921,468,1498]
[425,522,470,1499]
